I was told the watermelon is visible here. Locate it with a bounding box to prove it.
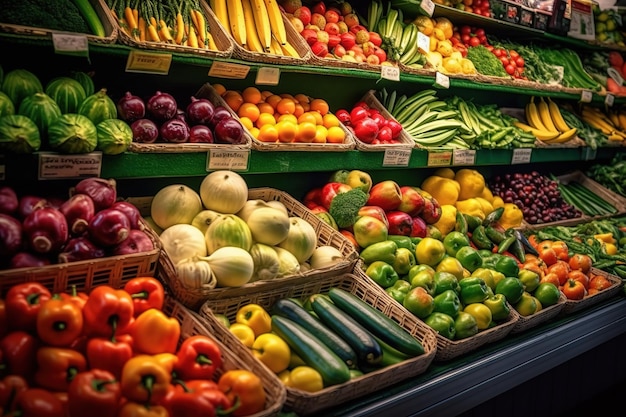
[1,69,43,109]
[48,113,98,154]
[79,88,117,125]
[0,91,15,117]
[0,114,41,154]
[70,71,95,97]
[45,77,86,114]
[18,93,62,138]
[96,118,133,155]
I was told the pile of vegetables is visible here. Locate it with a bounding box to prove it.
[550,174,619,217]
[0,277,267,416]
[586,153,626,197]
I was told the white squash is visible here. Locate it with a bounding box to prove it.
[200,170,248,214]
[175,256,216,289]
[249,243,280,282]
[236,199,272,222]
[191,210,222,235]
[266,200,289,216]
[208,246,254,287]
[274,246,301,277]
[309,245,344,269]
[205,214,253,254]
[159,223,207,265]
[151,184,203,230]
[277,217,318,263]
[246,207,291,246]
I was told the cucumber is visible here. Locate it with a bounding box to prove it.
[310,294,383,366]
[271,298,358,369]
[270,315,351,387]
[327,287,425,357]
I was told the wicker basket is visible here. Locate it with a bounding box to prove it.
[0,218,160,297]
[559,268,624,316]
[555,170,626,218]
[105,0,234,58]
[0,0,117,44]
[198,272,438,416]
[157,187,360,310]
[509,292,567,334]
[128,83,252,153]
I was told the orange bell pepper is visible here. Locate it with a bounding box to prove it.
[36,295,84,347]
[59,285,89,309]
[130,309,180,355]
[34,347,88,392]
[120,355,171,405]
[123,277,165,317]
[83,286,134,339]
[117,401,169,417]
[151,352,178,374]
[217,369,266,417]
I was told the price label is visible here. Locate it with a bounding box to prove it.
[580,90,593,103]
[452,149,476,165]
[126,50,172,75]
[511,148,532,164]
[207,149,250,171]
[417,32,430,54]
[381,65,400,82]
[382,148,411,166]
[582,147,597,161]
[256,67,280,85]
[434,72,449,89]
[420,0,435,16]
[427,150,452,166]
[208,61,250,79]
[605,94,615,107]
[38,152,102,180]
[52,33,89,57]
[607,67,623,86]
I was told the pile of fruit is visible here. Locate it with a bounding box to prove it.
[334,98,404,145]
[515,96,579,144]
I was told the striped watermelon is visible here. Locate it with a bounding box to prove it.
[1,69,43,109]
[79,88,117,125]
[45,77,86,114]
[0,91,15,117]
[70,71,95,97]
[18,93,62,138]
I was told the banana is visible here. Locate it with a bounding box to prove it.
[537,97,559,132]
[280,41,300,57]
[264,0,287,45]
[546,97,571,133]
[618,113,626,131]
[543,127,578,144]
[525,97,550,132]
[513,121,560,141]
[227,0,246,47]
[581,109,617,134]
[211,0,231,36]
[269,35,282,55]
[609,111,621,128]
[242,0,264,53]
[250,0,272,51]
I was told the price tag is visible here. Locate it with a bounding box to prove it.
[434,72,449,89]
[207,149,250,171]
[417,32,430,54]
[382,148,411,166]
[381,65,400,82]
[580,90,593,103]
[607,67,623,86]
[427,150,452,166]
[52,33,89,57]
[208,61,250,79]
[255,67,280,85]
[420,0,435,16]
[38,152,102,180]
[452,149,476,165]
[605,94,615,107]
[126,50,172,75]
[511,148,532,164]
[582,147,597,161]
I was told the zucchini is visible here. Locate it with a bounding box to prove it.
[327,287,424,357]
[72,0,106,37]
[270,315,351,387]
[271,298,358,369]
[309,294,383,366]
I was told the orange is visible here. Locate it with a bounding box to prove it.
[293,103,305,118]
[257,124,278,142]
[313,125,328,143]
[277,113,298,124]
[326,125,346,143]
[308,110,324,126]
[265,94,283,109]
[212,83,227,96]
[248,126,260,139]
[223,90,244,112]
[257,102,275,115]
[276,120,298,143]
[280,93,296,100]
[294,93,310,105]
[256,112,277,128]
[239,116,254,130]
[276,98,296,115]
[322,113,340,128]
[309,98,329,116]
[296,122,317,143]
[242,86,262,104]
[297,112,318,125]
[261,90,274,100]
[237,102,261,122]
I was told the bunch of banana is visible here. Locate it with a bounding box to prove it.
[515,97,578,144]
[210,0,299,56]
[581,106,626,142]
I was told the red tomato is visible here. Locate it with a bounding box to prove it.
[475,28,486,37]
[505,64,515,75]
[460,25,473,35]
[569,253,592,274]
[469,36,481,47]
[515,56,525,68]
[481,0,491,10]
[461,33,471,45]
[509,49,520,60]
[561,279,587,300]
[493,48,505,58]
[478,34,488,45]
[499,56,510,66]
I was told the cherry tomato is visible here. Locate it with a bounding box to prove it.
[493,48,505,58]
[469,36,481,47]
[515,56,525,68]
[499,56,510,66]
[505,64,516,75]
[460,25,473,35]
[509,49,519,60]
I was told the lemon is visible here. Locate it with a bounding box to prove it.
[606,19,617,32]
[597,11,610,22]
[595,22,607,34]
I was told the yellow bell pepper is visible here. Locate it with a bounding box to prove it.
[594,233,616,244]
[130,308,181,355]
[463,303,493,330]
[420,175,460,206]
[455,198,485,220]
[251,333,291,374]
[236,303,272,337]
[433,204,458,236]
[604,242,618,255]
[499,203,524,229]
[278,366,324,392]
[229,323,256,348]
[454,168,486,200]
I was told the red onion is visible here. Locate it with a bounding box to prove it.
[0,213,23,258]
[58,237,105,263]
[146,91,177,121]
[186,96,215,126]
[18,195,48,219]
[60,193,96,236]
[160,119,190,143]
[88,208,130,247]
[73,177,117,211]
[131,118,159,143]
[23,207,69,254]
[11,252,51,268]
[189,125,214,143]
[0,186,19,215]
[110,201,143,230]
[214,118,245,144]
[117,91,146,122]
[112,229,154,255]
[209,106,233,129]
[174,108,187,123]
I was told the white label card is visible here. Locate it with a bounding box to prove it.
[420,0,435,16]
[38,152,102,179]
[606,94,615,107]
[52,34,89,56]
[511,148,532,164]
[580,90,593,103]
[126,50,172,75]
[417,32,430,54]
[382,148,411,166]
[582,147,597,161]
[207,149,250,171]
[607,67,624,86]
[256,67,280,85]
[452,149,476,165]
[381,65,400,82]
[208,61,250,79]
[427,151,452,166]
[434,72,449,88]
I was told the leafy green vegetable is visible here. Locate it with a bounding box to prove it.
[465,45,508,77]
[329,188,369,228]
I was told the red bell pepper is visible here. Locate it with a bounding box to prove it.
[0,375,28,412]
[123,277,165,317]
[0,331,39,382]
[5,282,51,332]
[174,335,222,381]
[85,333,133,380]
[83,285,134,338]
[12,388,65,417]
[34,347,88,392]
[36,295,84,347]
[67,369,121,417]
[59,285,89,309]
[163,380,236,417]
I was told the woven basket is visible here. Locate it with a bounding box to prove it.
[128,83,252,153]
[556,170,626,218]
[105,0,234,58]
[510,292,567,334]
[198,272,438,416]
[157,187,360,310]
[559,268,623,316]
[0,218,160,297]
[0,0,117,44]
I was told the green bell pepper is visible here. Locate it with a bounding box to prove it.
[518,268,540,293]
[385,279,411,304]
[365,260,399,289]
[494,254,520,278]
[495,276,525,304]
[455,245,483,272]
[433,271,460,296]
[360,240,397,265]
[482,293,511,321]
[433,289,461,318]
[393,247,416,276]
[403,286,435,319]
[458,276,489,305]
[387,235,416,251]
[424,312,456,340]
[443,230,470,257]
[454,311,478,340]
[409,268,436,296]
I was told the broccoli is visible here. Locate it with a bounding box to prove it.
[329,188,369,228]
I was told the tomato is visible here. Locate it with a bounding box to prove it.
[478,35,488,45]
[460,25,473,35]
[492,48,504,58]
[505,64,516,75]
[509,49,519,60]
[547,260,571,286]
[569,253,592,274]
[481,1,490,10]
[561,279,586,300]
[567,269,590,290]
[499,56,510,66]
[461,33,471,45]
[474,28,485,37]
[551,241,569,261]
[588,274,612,293]
[469,36,481,47]
[515,56,525,68]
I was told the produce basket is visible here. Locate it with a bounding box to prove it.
[509,292,567,334]
[157,187,360,310]
[0,0,118,44]
[559,268,623,315]
[198,272,438,416]
[0,218,161,296]
[103,0,234,58]
[128,82,252,153]
[554,170,626,218]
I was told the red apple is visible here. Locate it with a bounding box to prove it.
[324,9,340,24]
[294,6,312,26]
[386,211,413,236]
[320,182,352,209]
[303,187,323,209]
[327,33,341,49]
[325,22,341,36]
[301,28,318,45]
[410,216,428,238]
[333,44,346,57]
[311,41,329,57]
[357,205,389,228]
[352,215,388,248]
[367,180,402,211]
[312,1,325,15]
[343,13,360,28]
[309,205,328,214]
[398,186,426,217]
[340,32,356,49]
[353,117,379,144]
[421,197,442,224]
